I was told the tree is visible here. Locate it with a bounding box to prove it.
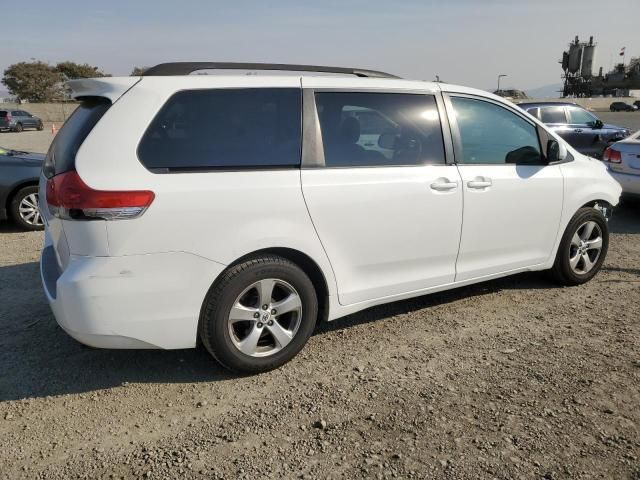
[56,61,108,80]
[2,61,64,102]
[130,66,149,76]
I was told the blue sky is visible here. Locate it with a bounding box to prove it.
[2,0,638,92]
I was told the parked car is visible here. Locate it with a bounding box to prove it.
[0,109,44,132]
[518,102,630,157]
[609,101,636,112]
[603,129,640,198]
[0,146,45,230]
[39,63,621,373]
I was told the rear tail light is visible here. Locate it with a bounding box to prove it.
[6,113,12,122]
[603,147,622,164]
[46,170,154,220]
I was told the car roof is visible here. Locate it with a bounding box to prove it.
[516,101,580,108]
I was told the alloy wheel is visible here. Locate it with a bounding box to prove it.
[227,278,303,357]
[18,193,43,227]
[569,220,603,275]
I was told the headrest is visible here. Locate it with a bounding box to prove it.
[338,116,361,144]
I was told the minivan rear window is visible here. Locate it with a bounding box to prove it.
[137,88,301,171]
[43,98,111,178]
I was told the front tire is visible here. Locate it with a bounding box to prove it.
[550,207,608,285]
[14,123,23,133]
[199,255,318,373]
[10,186,44,231]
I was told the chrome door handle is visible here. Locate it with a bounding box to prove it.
[467,178,492,189]
[573,128,583,133]
[430,178,458,191]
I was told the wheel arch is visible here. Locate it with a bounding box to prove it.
[5,180,39,213]
[211,247,331,325]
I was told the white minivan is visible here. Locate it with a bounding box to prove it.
[39,63,621,373]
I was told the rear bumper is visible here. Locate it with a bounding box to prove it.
[609,170,640,196]
[40,243,226,349]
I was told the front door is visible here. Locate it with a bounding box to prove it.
[446,95,563,282]
[301,88,463,305]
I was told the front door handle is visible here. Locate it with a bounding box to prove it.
[574,128,583,133]
[430,178,458,191]
[467,177,492,189]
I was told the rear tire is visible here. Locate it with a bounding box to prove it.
[9,185,44,231]
[199,255,318,373]
[550,207,608,285]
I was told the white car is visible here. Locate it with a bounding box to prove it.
[39,62,622,373]
[603,130,640,198]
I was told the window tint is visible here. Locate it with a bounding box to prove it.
[567,107,596,125]
[0,111,7,118]
[11,111,21,116]
[43,98,111,178]
[315,92,445,167]
[539,106,567,124]
[451,97,543,165]
[138,88,301,171]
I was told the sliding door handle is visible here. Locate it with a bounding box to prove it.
[430,178,458,191]
[467,177,492,189]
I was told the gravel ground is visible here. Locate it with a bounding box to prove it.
[0,113,639,155]
[0,201,639,479]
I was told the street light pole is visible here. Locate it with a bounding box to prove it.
[497,74,507,93]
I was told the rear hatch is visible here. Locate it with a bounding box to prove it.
[0,111,9,128]
[39,77,141,271]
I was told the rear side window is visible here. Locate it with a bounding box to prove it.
[539,106,567,124]
[315,92,445,167]
[43,98,111,178]
[138,88,301,171]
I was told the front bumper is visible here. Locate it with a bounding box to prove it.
[40,243,226,349]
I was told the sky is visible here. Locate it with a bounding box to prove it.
[1,0,639,93]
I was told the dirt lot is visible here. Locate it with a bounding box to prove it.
[0,201,639,479]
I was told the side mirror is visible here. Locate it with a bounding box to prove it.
[378,132,396,150]
[547,139,567,163]
[592,119,604,129]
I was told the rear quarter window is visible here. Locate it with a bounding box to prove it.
[43,98,111,177]
[137,88,302,171]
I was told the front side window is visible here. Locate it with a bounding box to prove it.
[315,92,445,167]
[451,96,543,165]
[567,107,597,125]
[539,106,567,124]
[138,88,301,171]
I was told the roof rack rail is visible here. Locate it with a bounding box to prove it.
[141,62,400,79]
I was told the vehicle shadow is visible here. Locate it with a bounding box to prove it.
[0,259,554,402]
[0,261,236,402]
[610,200,640,235]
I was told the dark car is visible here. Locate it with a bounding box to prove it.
[634,100,640,109]
[0,109,44,132]
[517,102,630,158]
[609,101,636,112]
[0,146,45,230]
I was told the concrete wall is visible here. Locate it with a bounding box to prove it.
[513,97,638,111]
[0,103,78,124]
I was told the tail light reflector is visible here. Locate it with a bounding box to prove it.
[603,147,622,164]
[46,171,154,220]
